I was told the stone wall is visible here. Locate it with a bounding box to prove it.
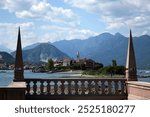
[0,82,26,100]
[127,81,150,100]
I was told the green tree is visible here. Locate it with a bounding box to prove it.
[94,63,103,70]
[46,59,54,71]
[115,66,125,75]
[112,59,117,67]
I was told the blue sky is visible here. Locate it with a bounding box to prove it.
[0,0,150,50]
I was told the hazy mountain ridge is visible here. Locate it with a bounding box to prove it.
[3,32,150,69]
[23,43,41,50]
[0,45,12,53]
[52,33,150,69]
[11,43,70,63]
[0,52,14,64]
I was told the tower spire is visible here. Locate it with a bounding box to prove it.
[76,51,80,60]
[125,29,137,81]
[14,27,24,81]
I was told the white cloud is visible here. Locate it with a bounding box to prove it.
[64,0,150,35]
[0,22,98,50]
[41,25,98,42]
[0,22,35,50]
[0,0,79,26]
[2,0,36,12]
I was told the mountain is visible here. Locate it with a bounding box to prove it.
[133,35,150,69]
[53,33,115,58]
[0,52,15,64]
[53,33,150,69]
[15,32,150,69]
[23,43,41,50]
[0,45,12,53]
[11,43,70,63]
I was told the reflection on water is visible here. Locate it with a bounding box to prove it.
[0,70,150,86]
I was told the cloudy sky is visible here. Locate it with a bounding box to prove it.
[0,0,150,50]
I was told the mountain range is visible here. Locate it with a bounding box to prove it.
[1,32,150,69]
[53,33,150,69]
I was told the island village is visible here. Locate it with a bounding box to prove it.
[0,51,99,71]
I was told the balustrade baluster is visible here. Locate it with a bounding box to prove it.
[74,80,78,95]
[101,81,105,96]
[118,81,121,94]
[108,81,112,95]
[71,81,75,95]
[104,81,109,95]
[95,80,98,95]
[122,81,126,95]
[120,81,124,95]
[47,80,50,95]
[64,81,69,95]
[68,80,71,95]
[54,81,57,95]
[61,80,65,95]
[84,81,88,95]
[115,81,119,95]
[26,81,30,95]
[57,81,62,95]
[40,80,44,95]
[80,80,84,95]
[33,80,37,95]
[94,80,99,95]
[88,80,91,95]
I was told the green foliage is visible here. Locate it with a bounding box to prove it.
[55,66,70,71]
[99,65,125,75]
[83,60,125,76]
[94,63,103,70]
[114,65,125,75]
[46,59,54,71]
[99,66,113,75]
[70,63,82,70]
[112,59,117,67]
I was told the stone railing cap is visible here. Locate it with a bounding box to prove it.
[8,81,26,88]
[127,81,150,87]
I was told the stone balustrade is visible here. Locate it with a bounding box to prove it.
[1,78,150,100]
[25,78,127,100]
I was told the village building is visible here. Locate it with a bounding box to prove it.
[83,58,95,69]
[53,60,63,67]
[9,64,15,70]
[0,63,7,69]
[63,58,71,66]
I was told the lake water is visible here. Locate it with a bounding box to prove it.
[0,70,82,86]
[0,70,150,86]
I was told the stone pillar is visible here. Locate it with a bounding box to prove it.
[14,27,24,81]
[125,30,137,81]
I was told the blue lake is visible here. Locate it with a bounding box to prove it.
[0,70,150,86]
[0,70,82,86]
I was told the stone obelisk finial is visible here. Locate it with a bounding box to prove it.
[14,27,24,81]
[125,29,137,81]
